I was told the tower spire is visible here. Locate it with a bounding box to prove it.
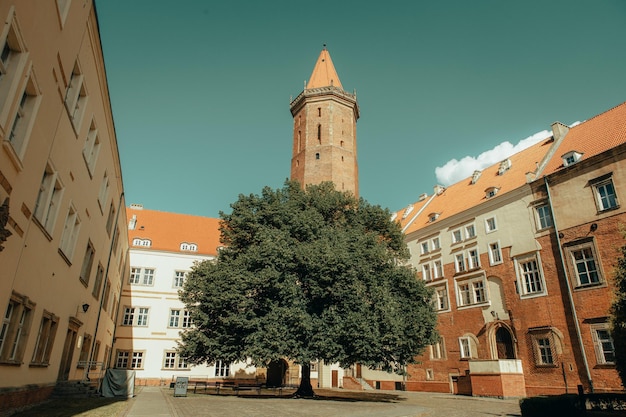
[306,46,343,90]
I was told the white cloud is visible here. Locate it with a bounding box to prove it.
[434,130,552,186]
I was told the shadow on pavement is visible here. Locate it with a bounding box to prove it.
[11,397,130,417]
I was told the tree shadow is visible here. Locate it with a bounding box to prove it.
[11,397,130,417]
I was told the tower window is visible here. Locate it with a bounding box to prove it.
[315,153,320,160]
[317,124,321,143]
[318,107,321,117]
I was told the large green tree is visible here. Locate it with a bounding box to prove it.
[611,239,626,387]
[178,181,437,397]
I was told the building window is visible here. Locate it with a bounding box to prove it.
[459,335,477,359]
[455,253,465,273]
[6,74,40,160]
[422,264,431,281]
[132,238,151,247]
[485,187,499,199]
[173,271,186,288]
[163,351,188,369]
[59,204,81,261]
[430,337,446,360]
[315,153,320,160]
[515,254,546,297]
[420,241,429,255]
[592,178,619,212]
[122,307,149,327]
[92,263,104,299]
[432,237,440,250]
[169,309,192,328]
[82,121,100,175]
[456,276,487,307]
[98,171,109,209]
[562,151,583,167]
[452,229,463,244]
[65,62,88,131]
[485,217,497,233]
[433,260,443,279]
[591,325,615,365]
[33,163,63,233]
[105,203,115,236]
[77,333,92,368]
[317,124,321,143]
[215,360,230,377]
[528,328,562,367]
[535,204,553,230]
[0,10,27,121]
[30,311,58,366]
[489,242,502,265]
[568,244,602,287]
[0,292,35,364]
[115,350,144,369]
[465,224,476,239]
[79,240,95,286]
[467,249,480,270]
[180,242,197,251]
[129,267,155,286]
[433,285,449,311]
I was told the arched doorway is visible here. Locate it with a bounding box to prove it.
[495,326,515,359]
[266,359,288,387]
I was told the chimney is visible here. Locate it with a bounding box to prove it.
[551,122,569,141]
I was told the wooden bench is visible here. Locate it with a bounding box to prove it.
[234,383,263,395]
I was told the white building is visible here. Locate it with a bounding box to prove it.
[114,204,258,385]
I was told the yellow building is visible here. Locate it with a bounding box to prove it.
[0,0,128,412]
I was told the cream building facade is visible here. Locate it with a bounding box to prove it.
[0,0,129,412]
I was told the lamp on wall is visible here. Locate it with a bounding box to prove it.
[82,303,90,313]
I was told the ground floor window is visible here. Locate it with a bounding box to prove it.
[215,360,230,377]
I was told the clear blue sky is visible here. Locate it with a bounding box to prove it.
[96,0,626,218]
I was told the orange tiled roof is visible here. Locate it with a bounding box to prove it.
[541,101,626,175]
[306,47,343,90]
[398,137,554,235]
[127,206,221,256]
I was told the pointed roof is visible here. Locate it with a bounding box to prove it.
[306,46,343,89]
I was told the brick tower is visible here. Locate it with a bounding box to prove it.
[289,46,360,197]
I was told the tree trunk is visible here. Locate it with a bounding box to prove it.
[294,363,315,397]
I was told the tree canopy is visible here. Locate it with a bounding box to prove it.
[178,181,437,395]
[611,239,626,387]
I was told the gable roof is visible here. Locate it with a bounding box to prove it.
[397,137,554,235]
[541,101,626,175]
[306,47,343,89]
[127,206,221,256]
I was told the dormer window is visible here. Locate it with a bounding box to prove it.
[471,170,481,184]
[128,215,137,230]
[402,204,414,219]
[390,213,398,222]
[132,238,151,247]
[485,187,499,199]
[428,213,440,223]
[180,242,198,252]
[562,151,583,167]
[498,159,512,175]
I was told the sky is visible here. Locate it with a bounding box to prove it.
[95,0,626,218]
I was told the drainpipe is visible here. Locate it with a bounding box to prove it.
[543,177,593,393]
[84,191,124,383]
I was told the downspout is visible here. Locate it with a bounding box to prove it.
[543,176,593,393]
[84,191,125,383]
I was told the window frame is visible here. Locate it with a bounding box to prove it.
[565,240,604,289]
[30,310,59,366]
[58,203,81,261]
[458,335,477,359]
[514,253,547,298]
[430,337,446,360]
[432,284,449,312]
[591,177,619,212]
[591,324,615,366]
[0,292,35,364]
[488,241,502,265]
[121,306,150,327]
[455,274,488,309]
[129,267,155,286]
[535,203,554,230]
[33,162,64,235]
[214,360,231,377]
[485,216,497,233]
[163,350,188,370]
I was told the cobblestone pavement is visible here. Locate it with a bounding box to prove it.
[157,387,522,417]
